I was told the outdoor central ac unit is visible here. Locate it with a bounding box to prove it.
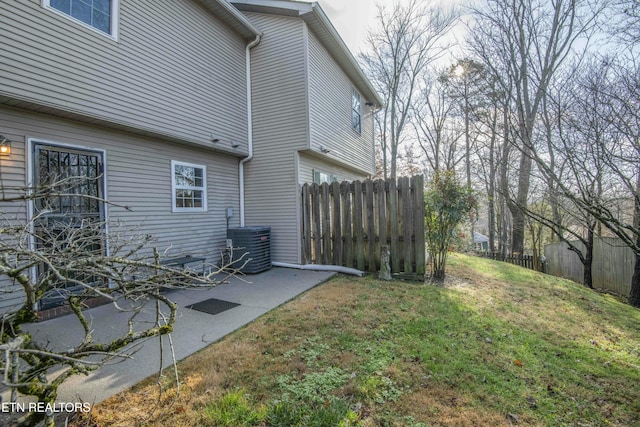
[226,226,272,274]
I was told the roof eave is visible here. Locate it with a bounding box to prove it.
[197,0,262,41]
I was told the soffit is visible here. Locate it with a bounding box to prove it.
[195,0,262,41]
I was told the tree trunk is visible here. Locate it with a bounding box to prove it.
[511,208,525,255]
[488,135,496,254]
[488,195,495,253]
[583,227,594,289]
[630,253,640,308]
[432,255,446,280]
[630,171,640,306]
[431,245,447,281]
[499,102,512,256]
[511,146,533,254]
[630,175,640,307]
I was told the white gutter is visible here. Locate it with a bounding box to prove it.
[240,34,262,227]
[272,261,365,277]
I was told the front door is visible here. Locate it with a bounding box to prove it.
[32,142,106,309]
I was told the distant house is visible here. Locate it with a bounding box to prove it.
[473,232,490,252]
[0,0,381,313]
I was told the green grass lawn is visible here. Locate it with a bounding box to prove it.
[88,253,640,426]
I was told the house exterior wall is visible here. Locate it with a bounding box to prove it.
[0,0,249,152]
[298,152,367,185]
[242,12,308,264]
[0,106,241,312]
[241,10,377,264]
[307,31,376,176]
[0,116,29,313]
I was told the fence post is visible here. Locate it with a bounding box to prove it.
[413,175,425,276]
[342,181,353,268]
[321,183,331,264]
[377,179,388,269]
[311,184,321,264]
[400,177,413,273]
[332,181,342,266]
[366,179,376,272]
[354,180,365,271]
[302,184,311,264]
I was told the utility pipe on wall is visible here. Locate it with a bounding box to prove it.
[239,34,262,227]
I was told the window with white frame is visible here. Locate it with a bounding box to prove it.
[43,0,118,38]
[352,88,362,133]
[171,161,207,212]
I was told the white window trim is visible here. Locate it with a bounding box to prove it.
[352,88,362,134]
[171,160,208,213]
[42,0,119,40]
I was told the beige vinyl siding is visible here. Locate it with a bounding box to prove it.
[0,106,240,313]
[0,0,249,151]
[0,118,29,313]
[298,153,367,185]
[307,30,375,175]
[242,13,308,264]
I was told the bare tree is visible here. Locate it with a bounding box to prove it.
[468,0,602,254]
[442,59,486,191]
[0,178,241,426]
[524,57,640,305]
[605,0,640,45]
[411,70,464,175]
[472,76,508,254]
[360,0,458,179]
[442,58,487,246]
[575,58,640,305]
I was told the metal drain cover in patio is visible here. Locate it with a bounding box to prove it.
[186,298,240,315]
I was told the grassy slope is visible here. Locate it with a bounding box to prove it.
[87,254,640,426]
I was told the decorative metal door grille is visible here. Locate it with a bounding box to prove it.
[33,143,106,309]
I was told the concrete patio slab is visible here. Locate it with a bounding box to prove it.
[4,267,335,406]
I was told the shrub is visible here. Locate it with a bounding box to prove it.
[424,170,477,279]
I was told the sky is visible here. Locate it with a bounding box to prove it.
[314,0,464,60]
[315,0,397,55]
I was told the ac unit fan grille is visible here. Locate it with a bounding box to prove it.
[226,227,271,274]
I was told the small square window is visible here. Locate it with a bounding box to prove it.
[172,161,207,212]
[43,0,118,38]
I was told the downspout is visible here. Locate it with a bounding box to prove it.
[240,34,262,227]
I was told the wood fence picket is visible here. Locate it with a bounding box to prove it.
[301,176,425,277]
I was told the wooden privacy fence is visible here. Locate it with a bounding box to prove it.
[544,237,634,296]
[475,252,537,271]
[301,176,425,276]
